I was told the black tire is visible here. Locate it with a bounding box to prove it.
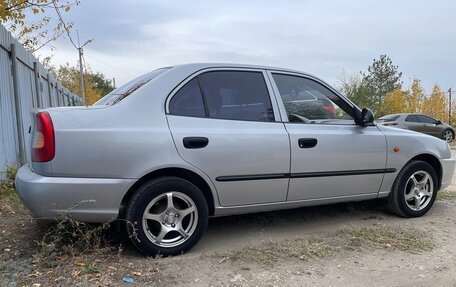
[125,176,208,256]
[387,160,438,217]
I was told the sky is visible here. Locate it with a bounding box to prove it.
[38,0,456,94]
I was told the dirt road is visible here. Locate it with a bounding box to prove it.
[2,150,456,286]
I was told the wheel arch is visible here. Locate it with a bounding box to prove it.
[119,168,216,219]
[408,153,442,189]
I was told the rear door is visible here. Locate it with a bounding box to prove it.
[166,69,290,206]
[404,115,422,132]
[268,71,388,201]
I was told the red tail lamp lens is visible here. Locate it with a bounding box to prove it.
[32,112,55,162]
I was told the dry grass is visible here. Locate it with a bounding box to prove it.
[0,167,24,213]
[437,189,456,200]
[219,225,434,265]
[217,238,332,266]
[336,225,434,253]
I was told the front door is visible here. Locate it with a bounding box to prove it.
[166,69,290,206]
[268,71,388,201]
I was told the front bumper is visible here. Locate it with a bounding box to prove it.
[440,157,456,190]
[15,165,135,222]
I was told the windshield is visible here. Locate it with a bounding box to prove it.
[378,115,400,122]
[94,68,171,106]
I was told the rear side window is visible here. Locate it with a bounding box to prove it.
[95,68,170,106]
[405,115,419,122]
[169,78,205,117]
[200,71,274,122]
[169,71,275,122]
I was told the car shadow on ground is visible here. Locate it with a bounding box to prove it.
[120,199,395,257]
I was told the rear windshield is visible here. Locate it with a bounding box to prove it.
[378,115,400,122]
[94,68,170,106]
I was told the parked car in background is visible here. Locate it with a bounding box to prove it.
[378,113,455,142]
[15,64,455,257]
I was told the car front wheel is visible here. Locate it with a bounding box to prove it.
[443,129,454,142]
[126,177,208,256]
[387,160,438,217]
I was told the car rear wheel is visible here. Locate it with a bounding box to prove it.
[125,177,208,256]
[443,129,454,142]
[387,160,438,217]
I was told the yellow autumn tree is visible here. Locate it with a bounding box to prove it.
[0,0,80,52]
[56,63,114,105]
[422,84,447,121]
[382,85,407,115]
[406,78,425,113]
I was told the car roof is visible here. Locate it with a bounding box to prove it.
[380,113,433,117]
[169,63,317,77]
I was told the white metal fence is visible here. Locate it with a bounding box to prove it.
[0,24,82,178]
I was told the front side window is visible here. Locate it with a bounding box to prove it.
[418,115,437,124]
[200,71,274,122]
[272,74,355,125]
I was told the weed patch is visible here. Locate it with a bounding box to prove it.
[336,225,434,253]
[437,190,456,200]
[218,225,434,266]
[0,167,23,213]
[217,238,332,266]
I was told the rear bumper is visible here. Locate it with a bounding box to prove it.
[440,157,456,190]
[15,165,135,222]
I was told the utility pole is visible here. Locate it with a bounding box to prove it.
[76,36,93,105]
[449,88,453,125]
[112,77,116,89]
[78,47,85,105]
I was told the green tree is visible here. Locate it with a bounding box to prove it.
[0,0,80,52]
[362,55,402,116]
[338,55,402,117]
[55,63,114,105]
[338,72,369,108]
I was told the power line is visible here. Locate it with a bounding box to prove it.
[84,54,134,77]
[52,2,78,49]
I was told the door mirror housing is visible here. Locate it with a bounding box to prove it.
[436,120,442,125]
[358,108,374,127]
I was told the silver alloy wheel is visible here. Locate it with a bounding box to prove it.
[142,191,198,248]
[443,130,453,142]
[404,170,434,211]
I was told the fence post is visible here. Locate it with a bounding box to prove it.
[46,73,53,107]
[56,83,61,106]
[33,62,42,108]
[10,44,26,166]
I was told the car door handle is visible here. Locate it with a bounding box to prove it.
[183,137,209,149]
[298,138,317,148]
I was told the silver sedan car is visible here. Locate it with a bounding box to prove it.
[378,113,455,142]
[16,63,456,256]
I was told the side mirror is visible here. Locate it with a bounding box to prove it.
[436,120,442,125]
[360,108,374,127]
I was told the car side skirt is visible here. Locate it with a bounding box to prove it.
[212,193,378,217]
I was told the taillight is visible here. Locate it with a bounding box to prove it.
[32,112,55,162]
[322,105,336,115]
